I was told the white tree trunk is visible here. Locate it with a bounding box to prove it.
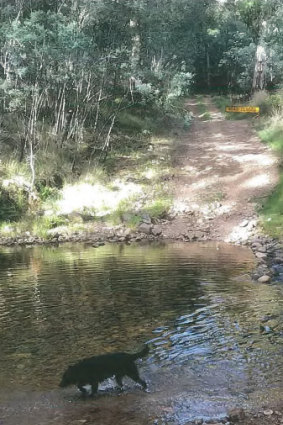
[252,45,267,91]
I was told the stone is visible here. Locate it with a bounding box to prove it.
[123,228,132,239]
[257,275,271,283]
[240,220,249,227]
[152,225,162,236]
[255,245,267,253]
[141,213,152,224]
[138,223,152,234]
[260,324,272,333]
[228,408,245,422]
[255,251,267,259]
[263,410,273,416]
[92,241,105,248]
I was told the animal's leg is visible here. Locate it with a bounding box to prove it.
[115,374,123,390]
[127,364,147,389]
[78,384,88,396]
[90,381,98,396]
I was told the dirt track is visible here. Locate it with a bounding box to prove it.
[161,96,279,243]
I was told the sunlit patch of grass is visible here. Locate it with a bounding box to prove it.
[31,215,69,238]
[76,166,110,185]
[143,196,172,220]
[196,99,211,121]
[258,114,283,157]
[258,110,283,237]
[106,195,142,226]
[260,174,283,238]
[0,214,69,239]
[0,160,30,181]
[200,111,212,121]
[55,180,144,217]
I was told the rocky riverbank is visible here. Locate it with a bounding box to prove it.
[182,406,283,425]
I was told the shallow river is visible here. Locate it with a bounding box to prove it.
[0,242,282,425]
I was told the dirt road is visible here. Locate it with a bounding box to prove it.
[161,96,279,243]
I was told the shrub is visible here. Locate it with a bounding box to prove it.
[250,90,283,115]
[0,186,29,222]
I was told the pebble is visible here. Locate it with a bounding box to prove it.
[138,223,152,234]
[257,275,271,283]
[152,225,163,236]
[263,409,273,416]
[240,220,249,227]
[228,408,245,422]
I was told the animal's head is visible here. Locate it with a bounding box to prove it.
[59,365,75,387]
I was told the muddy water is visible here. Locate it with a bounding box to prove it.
[0,242,282,425]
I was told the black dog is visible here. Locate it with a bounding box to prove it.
[59,345,149,396]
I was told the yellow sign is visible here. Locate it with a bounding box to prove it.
[225,106,260,113]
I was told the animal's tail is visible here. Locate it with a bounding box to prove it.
[131,344,149,360]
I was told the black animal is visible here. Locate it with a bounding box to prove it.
[59,345,149,396]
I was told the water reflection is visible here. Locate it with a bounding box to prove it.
[0,242,282,424]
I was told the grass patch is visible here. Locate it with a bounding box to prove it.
[257,107,283,237]
[212,95,248,120]
[0,214,69,239]
[258,114,283,157]
[196,98,211,121]
[212,95,230,113]
[200,111,211,120]
[143,197,172,220]
[260,173,283,238]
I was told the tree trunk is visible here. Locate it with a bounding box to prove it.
[252,45,266,91]
[130,19,140,74]
[206,48,211,89]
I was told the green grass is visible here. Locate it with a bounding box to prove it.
[143,197,172,220]
[212,95,248,120]
[201,111,212,120]
[196,98,211,120]
[260,173,283,237]
[212,96,229,113]
[258,118,283,157]
[0,160,30,181]
[116,111,157,133]
[0,214,69,239]
[258,111,283,237]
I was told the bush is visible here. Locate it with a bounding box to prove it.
[250,91,283,115]
[0,186,29,222]
[143,198,172,219]
[259,112,283,158]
